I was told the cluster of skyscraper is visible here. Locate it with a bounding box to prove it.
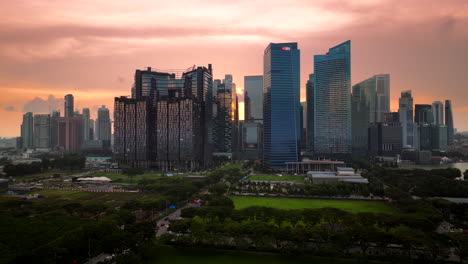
[112,40,455,170]
[19,95,111,152]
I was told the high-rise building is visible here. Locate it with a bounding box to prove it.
[114,65,214,170]
[374,74,390,123]
[399,90,416,147]
[89,118,95,140]
[64,94,74,117]
[313,40,352,156]
[351,81,372,156]
[263,42,300,168]
[415,104,433,124]
[214,75,235,153]
[114,97,152,168]
[432,101,444,125]
[96,105,111,148]
[33,114,51,149]
[50,111,60,149]
[445,100,454,145]
[82,108,91,141]
[306,74,314,152]
[242,75,263,160]
[368,112,402,157]
[57,116,84,152]
[244,76,263,121]
[20,112,34,150]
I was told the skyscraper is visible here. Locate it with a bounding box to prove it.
[57,117,84,152]
[445,100,454,145]
[244,76,263,121]
[82,108,91,141]
[313,40,352,156]
[214,75,235,153]
[263,42,300,168]
[306,74,314,152]
[20,112,34,150]
[33,114,51,149]
[114,65,214,170]
[432,101,444,125]
[399,90,416,147]
[50,111,60,149]
[96,105,111,148]
[415,104,433,124]
[64,94,74,117]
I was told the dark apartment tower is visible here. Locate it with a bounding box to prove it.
[214,74,235,153]
[82,108,91,141]
[445,100,454,145]
[64,94,74,117]
[368,112,402,157]
[33,114,51,149]
[114,97,152,168]
[114,65,213,170]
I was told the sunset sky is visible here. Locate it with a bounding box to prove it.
[1,0,468,137]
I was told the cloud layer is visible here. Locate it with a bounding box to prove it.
[0,0,467,136]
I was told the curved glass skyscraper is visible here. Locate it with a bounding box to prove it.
[313,40,352,155]
[263,43,300,168]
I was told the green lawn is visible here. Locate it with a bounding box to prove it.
[230,196,397,214]
[249,174,304,182]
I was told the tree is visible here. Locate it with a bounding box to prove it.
[123,168,144,182]
[209,183,228,196]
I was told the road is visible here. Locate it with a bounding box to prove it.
[155,203,195,237]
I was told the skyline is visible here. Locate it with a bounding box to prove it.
[1,0,468,137]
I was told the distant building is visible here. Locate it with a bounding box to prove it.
[56,117,84,152]
[306,73,314,152]
[33,114,51,149]
[242,75,263,159]
[351,74,390,156]
[399,91,416,147]
[214,75,235,153]
[307,167,368,184]
[82,108,91,141]
[445,100,454,145]
[96,105,111,149]
[432,101,444,125]
[64,94,74,117]
[20,112,34,150]
[368,112,402,157]
[313,40,352,156]
[263,42,300,168]
[415,104,433,124]
[50,111,60,149]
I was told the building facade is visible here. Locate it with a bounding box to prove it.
[263,42,300,168]
[313,40,352,156]
[33,114,51,149]
[445,100,454,145]
[96,105,111,148]
[432,101,444,125]
[57,117,84,152]
[64,94,74,117]
[20,112,34,150]
[399,90,416,148]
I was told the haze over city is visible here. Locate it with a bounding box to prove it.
[1,0,468,137]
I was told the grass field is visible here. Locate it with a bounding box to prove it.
[230,196,397,214]
[12,189,167,207]
[249,174,304,182]
[152,246,389,264]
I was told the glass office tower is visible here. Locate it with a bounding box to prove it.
[399,90,416,148]
[263,42,300,168]
[445,100,454,145]
[313,40,352,155]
